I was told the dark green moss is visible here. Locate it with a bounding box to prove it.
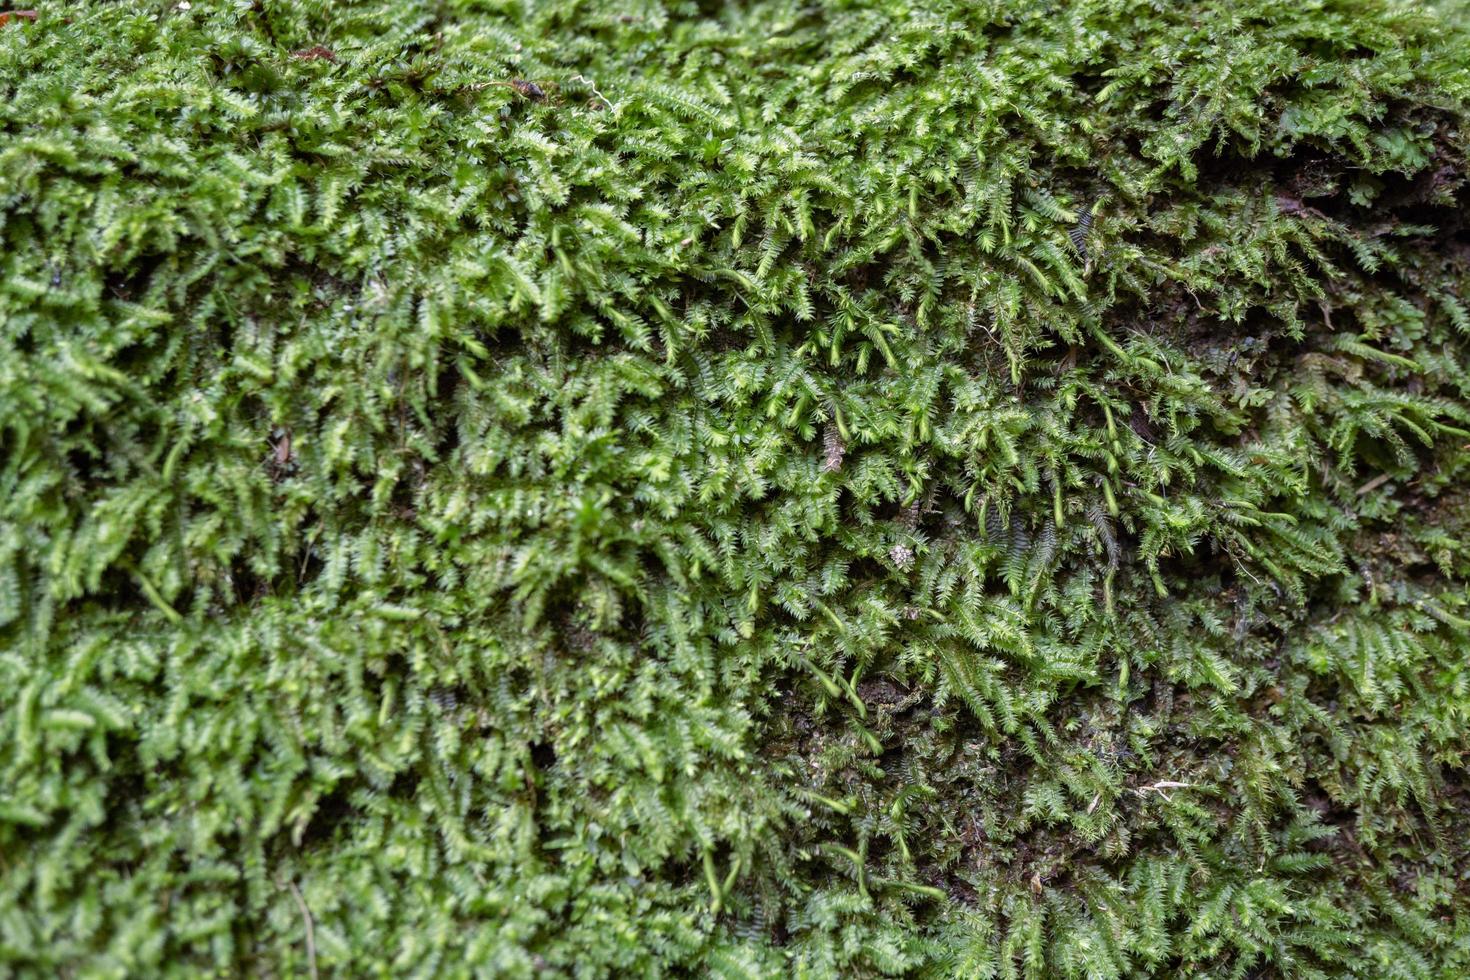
[3,0,1470,975]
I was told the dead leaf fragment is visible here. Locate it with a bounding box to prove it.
[291,46,337,62]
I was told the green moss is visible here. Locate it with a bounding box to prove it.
[3,0,1470,975]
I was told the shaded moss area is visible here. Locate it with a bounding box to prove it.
[3,1,1470,976]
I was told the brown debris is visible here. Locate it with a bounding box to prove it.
[509,79,547,101]
[291,46,337,62]
[822,424,845,473]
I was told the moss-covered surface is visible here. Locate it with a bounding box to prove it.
[5,1,1470,975]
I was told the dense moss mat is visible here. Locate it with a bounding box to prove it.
[5,0,1470,975]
